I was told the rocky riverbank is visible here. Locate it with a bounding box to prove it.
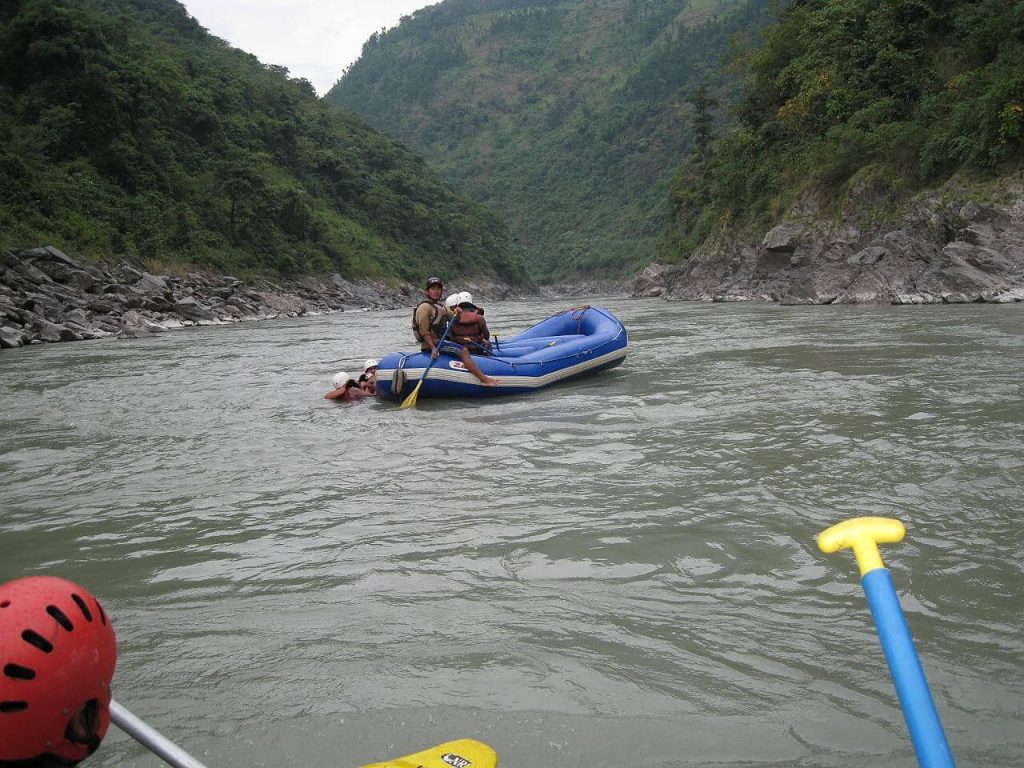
[631,184,1024,304]
[0,247,424,349]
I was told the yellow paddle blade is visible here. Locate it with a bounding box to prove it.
[398,379,423,409]
[359,739,498,768]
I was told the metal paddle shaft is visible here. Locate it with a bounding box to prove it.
[110,699,211,768]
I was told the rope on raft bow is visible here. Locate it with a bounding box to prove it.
[555,304,590,333]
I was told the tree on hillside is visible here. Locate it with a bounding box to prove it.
[688,82,719,159]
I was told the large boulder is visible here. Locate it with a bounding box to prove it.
[64,307,91,326]
[22,246,80,268]
[120,264,144,282]
[31,318,80,342]
[135,272,171,297]
[762,224,803,252]
[4,255,53,286]
[0,326,24,348]
[253,291,305,315]
[119,310,167,335]
[63,268,97,292]
[101,284,143,308]
[23,253,96,292]
[992,286,1024,303]
[629,263,686,298]
[173,296,214,322]
[87,297,120,314]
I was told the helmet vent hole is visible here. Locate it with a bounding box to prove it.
[0,701,29,713]
[3,664,36,680]
[97,602,107,626]
[46,605,74,631]
[21,630,53,653]
[1,600,10,608]
[72,594,93,622]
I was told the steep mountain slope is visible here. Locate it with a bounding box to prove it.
[328,0,777,280]
[0,0,524,283]
[664,0,1024,259]
[646,0,1024,304]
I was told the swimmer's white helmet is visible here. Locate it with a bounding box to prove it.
[331,371,351,389]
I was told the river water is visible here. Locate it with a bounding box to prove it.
[1,299,1022,768]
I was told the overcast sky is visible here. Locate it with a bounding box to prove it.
[178,1,436,95]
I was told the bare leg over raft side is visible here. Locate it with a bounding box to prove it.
[459,349,499,386]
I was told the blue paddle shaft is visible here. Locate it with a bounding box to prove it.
[862,568,956,768]
[419,316,456,378]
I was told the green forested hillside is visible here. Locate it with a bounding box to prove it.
[0,0,524,282]
[328,0,778,280]
[664,0,1024,259]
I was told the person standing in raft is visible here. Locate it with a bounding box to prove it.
[324,371,372,401]
[413,277,498,386]
[450,292,491,354]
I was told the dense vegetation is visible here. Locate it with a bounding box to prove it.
[329,0,778,280]
[0,0,525,282]
[664,0,1024,258]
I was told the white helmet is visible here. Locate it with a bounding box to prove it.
[363,358,379,372]
[444,293,460,308]
[331,371,352,389]
[457,291,474,307]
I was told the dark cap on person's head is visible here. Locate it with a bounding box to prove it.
[425,276,443,288]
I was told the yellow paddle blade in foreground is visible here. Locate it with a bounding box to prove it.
[359,739,498,768]
[398,379,424,409]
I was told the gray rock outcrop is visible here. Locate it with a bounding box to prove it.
[0,249,425,349]
[631,183,1024,304]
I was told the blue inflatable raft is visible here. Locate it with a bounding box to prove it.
[377,305,628,400]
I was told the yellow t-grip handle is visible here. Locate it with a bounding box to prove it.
[817,517,906,576]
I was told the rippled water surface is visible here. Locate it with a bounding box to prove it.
[1,299,1022,768]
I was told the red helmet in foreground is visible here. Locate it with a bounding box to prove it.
[0,576,117,765]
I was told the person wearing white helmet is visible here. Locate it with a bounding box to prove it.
[324,371,372,401]
[449,292,491,354]
[359,359,379,395]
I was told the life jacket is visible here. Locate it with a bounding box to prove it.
[412,299,449,345]
[450,309,486,345]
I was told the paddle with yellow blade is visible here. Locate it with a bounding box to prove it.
[360,738,498,768]
[818,517,955,768]
[116,709,495,768]
[115,704,497,768]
